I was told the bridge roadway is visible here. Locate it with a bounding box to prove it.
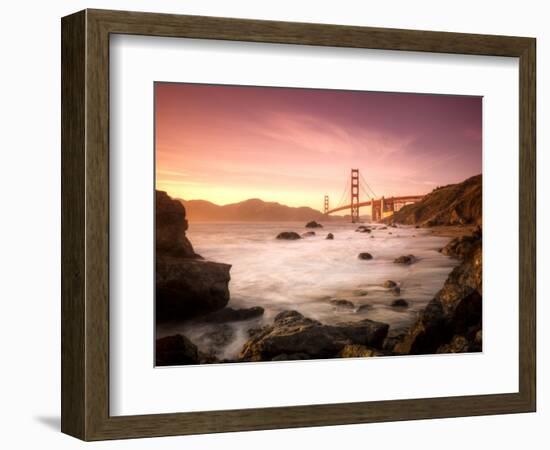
[326,195,424,215]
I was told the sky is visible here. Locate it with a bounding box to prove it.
[155,82,482,213]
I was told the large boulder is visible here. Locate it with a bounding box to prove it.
[155,190,232,322]
[156,190,197,257]
[155,334,199,366]
[239,310,388,362]
[394,235,482,355]
[156,255,231,321]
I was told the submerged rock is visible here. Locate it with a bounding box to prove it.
[391,299,409,308]
[239,310,389,362]
[326,233,334,240]
[329,299,355,309]
[394,254,416,264]
[389,286,401,296]
[356,304,372,313]
[155,334,199,366]
[276,231,301,240]
[358,252,373,260]
[383,280,397,288]
[305,221,323,228]
[301,231,316,237]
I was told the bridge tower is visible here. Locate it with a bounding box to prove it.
[351,169,360,223]
[323,195,329,214]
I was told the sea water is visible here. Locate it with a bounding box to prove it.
[157,222,458,359]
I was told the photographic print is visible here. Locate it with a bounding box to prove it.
[154,83,482,366]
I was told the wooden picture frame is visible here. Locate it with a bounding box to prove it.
[61,9,536,441]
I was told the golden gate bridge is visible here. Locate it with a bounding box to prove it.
[323,169,424,223]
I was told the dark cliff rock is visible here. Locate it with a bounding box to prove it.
[156,190,231,322]
[156,190,197,258]
[387,174,482,227]
[239,310,389,362]
[394,233,482,355]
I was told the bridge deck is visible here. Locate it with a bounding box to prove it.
[326,195,424,215]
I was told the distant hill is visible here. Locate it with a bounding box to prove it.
[386,174,482,226]
[178,198,347,222]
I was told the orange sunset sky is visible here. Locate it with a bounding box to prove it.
[155,83,482,213]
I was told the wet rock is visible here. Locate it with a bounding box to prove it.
[379,226,388,230]
[239,310,389,361]
[355,225,370,232]
[329,299,355,309]
[155,334,199,366]
[156,256,231,321]
[354,289,369,296]
[271,353,310,361]
[201,306,264,323]
[437,335,470,353]
[155,191,231,322]
[276,231,301,240]
[326,233,334,240]
[301,231,316,237]
[305,221,323,228]
[383,280,397,288]
[358,252,373,260]
[383,328,409,353]
[441,233,480,259]
[391,299,409,308]
[395,237,482,355]
[338,344,375,358]
[389,286,401,296]
[394,254,416,264]
[356,304,372,313]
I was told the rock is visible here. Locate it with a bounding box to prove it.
[305,221,323,228]
[239,310,389,361]
[441,234,480,259]
[329,299,355,309]
[383,328,409,353]
[389,286,401,296]
[355,225,370,232]
[201,306,264,323]
[391,299,409,308]
[155,191,232,322]
[155,334,199,366]
[388,232,392,235]
[379,226,388,230]
[415,225,420,228]
[356,304,371,313]
[276,231,301,240]
[358,252,373,260]
[395,237,482,355]
[156,256,231,321]
[301,231,316,237]
[326,233,334,240]
[354,289,369,296]
[383,280,397,288]
[271,353,310,361]
[156,190,198,258]
[437,335,470,353]
[394,254,416,264]
[339,344,375,358]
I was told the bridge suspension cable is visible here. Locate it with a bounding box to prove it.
[359,172,377,199]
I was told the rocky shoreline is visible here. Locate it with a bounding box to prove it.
[155,189,482,366]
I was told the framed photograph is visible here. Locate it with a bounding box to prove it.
[61,9,536,440]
